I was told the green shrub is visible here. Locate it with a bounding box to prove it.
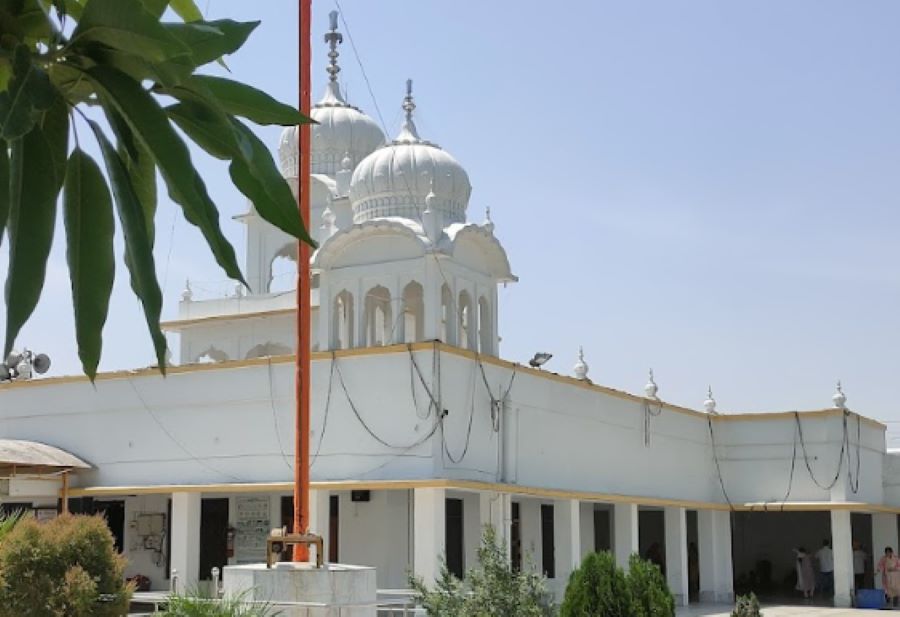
[627,554,675,617]
[161,589,279,616]
[0,509,24,544]
[411,525,553,617]
[559,551,634,617]
[731,593,762,617]
[0,514,131,617]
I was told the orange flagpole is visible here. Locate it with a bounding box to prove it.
[293,0,312,562]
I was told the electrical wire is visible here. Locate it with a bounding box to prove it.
[643,399,663,447]
[127,379,244,482]
[707,415,735,509]
[265,356,295,473]
[794,411,846,491]
[310,352,337,468]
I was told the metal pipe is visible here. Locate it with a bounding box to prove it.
[293,0,313,562]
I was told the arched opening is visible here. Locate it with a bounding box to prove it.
[441,284,455,345]
[332,290,355,350]
[364,285,392,347]
[458,290,473,350]
[245,342,292,359]
[195,347,229,364]
[268,243,297,294]
[401,281,424,344]
[478,296,492,354]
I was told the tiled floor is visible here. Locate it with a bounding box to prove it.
[678,605,892,616]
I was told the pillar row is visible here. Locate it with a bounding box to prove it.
[665,507,689,607]
[698,510,734,604]
[613,503,639,569]
[413,488,446,586]
[170,492,201,592]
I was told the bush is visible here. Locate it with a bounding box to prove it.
[560,552,676,617]
[559,552,634,617]
[411,525,553,617]
[731,593,762,617]
[161,589,279,616]
[628,554,675,617]
[0,514,131,617]
[0,509,25,544]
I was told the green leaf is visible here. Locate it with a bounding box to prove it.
[139,0,167,17]
[164,94,313,245]
[4,100,68,357]
[192,75,311,126]
[70,0,190,63]
[84,46,194,89]
[63,149,115,380]
[87,119,167,373]
[164,19,258,68]
[0,57,10,93]
[0,45,57,140]
[0,142,8,249]
[83,64,245,285]
[170,0,202,22]
[229,120,314,246]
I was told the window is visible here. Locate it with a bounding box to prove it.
[363,285,392,347]
[440,284,455,345]
[401,281,424,344]
[458,290,473,350]
[332,290,354,350]
[446,498,465,579]
[478,296,491,354]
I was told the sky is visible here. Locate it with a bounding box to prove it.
[3,1,900,440]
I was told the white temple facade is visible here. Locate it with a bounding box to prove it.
[1,14,899,610]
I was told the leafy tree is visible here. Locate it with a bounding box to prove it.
[0,0,313,378]
[411,525,553,617]
[0,513,131,617]
[627,553,675,617]
[559,551,634,617]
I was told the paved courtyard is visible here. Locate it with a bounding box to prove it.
[678,605,889,616]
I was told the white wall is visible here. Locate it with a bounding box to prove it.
[122,495,170,591]
[337,490,410,589]
[0,346,889,511]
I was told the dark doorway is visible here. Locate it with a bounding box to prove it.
[511,501,522,572]
[541,504,555,579]
[94,500,125,553]
[851,512,873,589]
[199,498,229,581]
[687,510,699,602]
[594,506,612,552]
[0,502,31,517]
[329,495,339,563]
[165,499,172,579]
[639,508,665,575]
[445,498,464,579]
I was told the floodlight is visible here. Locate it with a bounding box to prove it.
[529,352,552,369]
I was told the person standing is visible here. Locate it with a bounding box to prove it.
[816,539,834,597]
[878,547,900,608]
[795,547,816,600]
[853,541,867,591]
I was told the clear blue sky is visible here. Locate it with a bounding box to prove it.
[3,1,899,439]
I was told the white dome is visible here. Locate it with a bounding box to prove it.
[349,84,471,226]
[278,83,385,178]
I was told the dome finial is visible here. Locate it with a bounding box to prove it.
[395,79,422,142]
[574,347,590,381]
[704,386,718,414]
[484,206,495,233]
[319,11,346,105]
[181,279,193,302]
[833,380,847,410]
[644,369,659,399]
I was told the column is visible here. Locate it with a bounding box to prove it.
[664,507,689,607]
[832,509,854,607]
[698,510,734,603]
[554,499,582,587]
[413,488,446,586]
[307,489,331,564]
[872,513,898,590]
[479,491,511,560]
[170,492,202,592]
[613,502,639,569]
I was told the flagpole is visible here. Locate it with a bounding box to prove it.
[293,0,312,562]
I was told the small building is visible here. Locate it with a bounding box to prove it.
[0,17,897,609]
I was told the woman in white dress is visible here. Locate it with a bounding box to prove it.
[794,547,815,599]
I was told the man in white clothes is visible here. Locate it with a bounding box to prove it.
[816,539,834,596]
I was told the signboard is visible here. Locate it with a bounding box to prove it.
[234,496,270,564]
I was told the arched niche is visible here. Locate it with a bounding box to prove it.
[401,281,424,344]
[268,242,297,294]
[440,284,455,345]
[458,290,474,350]
[245,342,292,359]
[195,347,229,364]
[363,285,392,347]
[332,290,355,350]
[478,296,492,355]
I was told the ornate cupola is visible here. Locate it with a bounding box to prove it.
[348,80,472,227]
[278,11,385,179]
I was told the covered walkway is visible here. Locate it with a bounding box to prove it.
[678,606,882,616]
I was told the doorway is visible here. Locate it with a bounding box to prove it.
[93,500,125,553]
[446,498,464,579]
[199,498,229,581]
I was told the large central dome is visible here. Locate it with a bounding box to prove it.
[349,82,471,227]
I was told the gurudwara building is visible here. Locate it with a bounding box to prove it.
[0,16,897,610]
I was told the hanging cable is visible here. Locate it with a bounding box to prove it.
[794,411,846,491]
[777,421,799,511]
[127,379,244,482]
[265,357,295,473]
[707,416,735,509]
[643,399,663,447]
[442,358,478,464]
[310,352,337,468]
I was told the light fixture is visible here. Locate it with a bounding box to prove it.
[0,349,51,383]
[529,352,552,369]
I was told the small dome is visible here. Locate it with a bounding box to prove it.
[349,81,471,226]
[278,87,386,178]
[277,12,385,179]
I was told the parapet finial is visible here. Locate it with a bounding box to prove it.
[324,11,343,84]
[644,369,659,399]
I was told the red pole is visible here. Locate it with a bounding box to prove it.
[293,0,312,562]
